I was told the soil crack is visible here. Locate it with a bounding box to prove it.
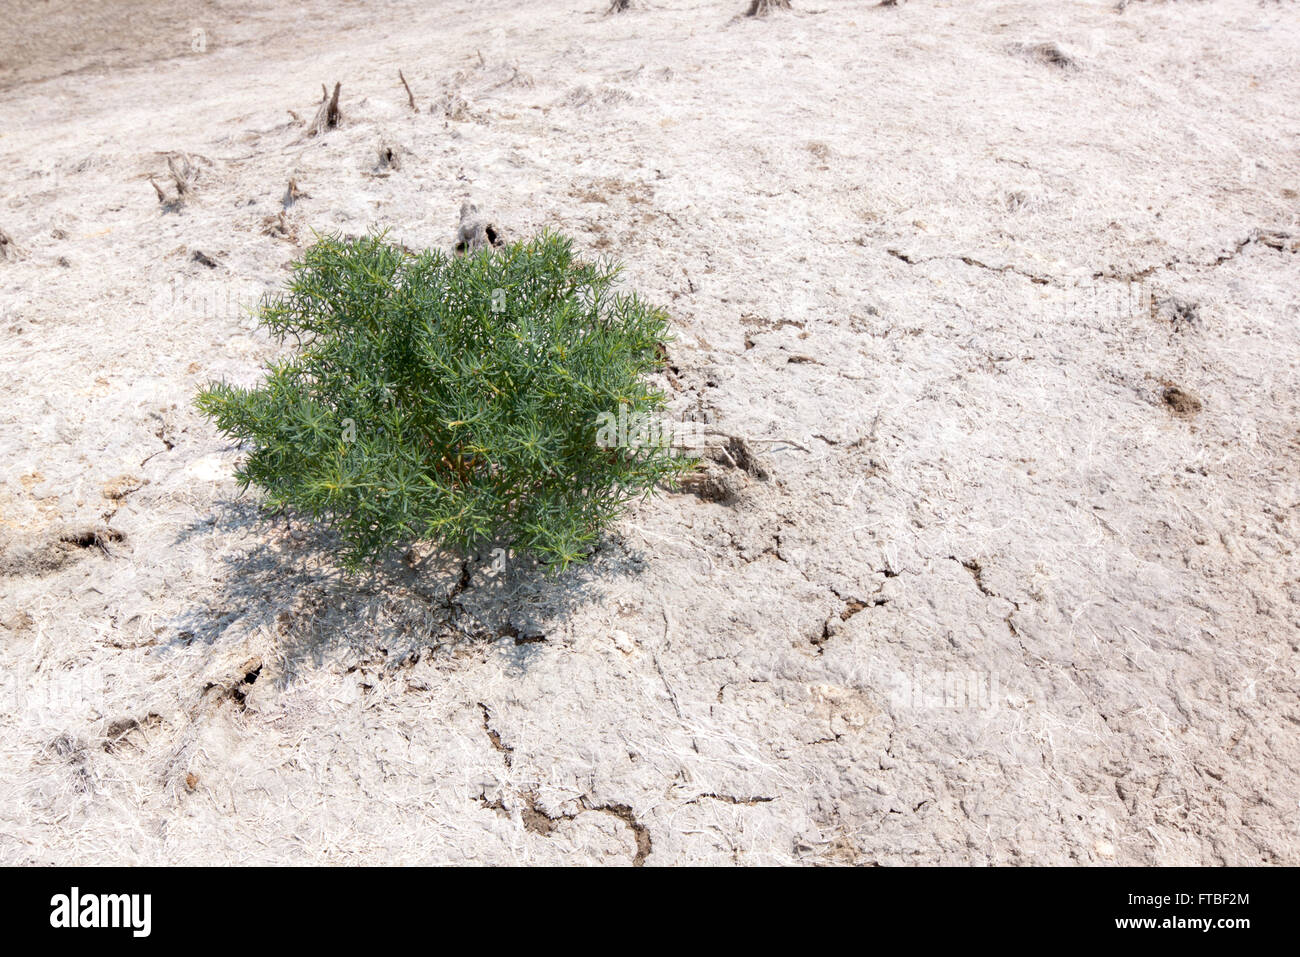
[579,798,652,866]
[477,702,513,768]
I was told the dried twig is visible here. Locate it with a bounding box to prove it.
[167,153,194,196]
[399,70,418,111]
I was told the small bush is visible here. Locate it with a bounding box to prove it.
[196,231,688,570]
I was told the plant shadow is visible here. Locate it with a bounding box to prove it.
[166,499,648,684]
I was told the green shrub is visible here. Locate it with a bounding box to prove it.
[196,231,689,571]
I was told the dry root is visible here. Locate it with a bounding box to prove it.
[454,202,504,254]
[307,82,342,136]
[261,211,298,242]
[149,152,198,209]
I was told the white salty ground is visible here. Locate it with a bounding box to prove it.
[1,0,1297,865]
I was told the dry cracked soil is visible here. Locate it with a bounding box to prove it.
[0,0,1298,865]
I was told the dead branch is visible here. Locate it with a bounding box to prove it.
[399,70,418,111]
